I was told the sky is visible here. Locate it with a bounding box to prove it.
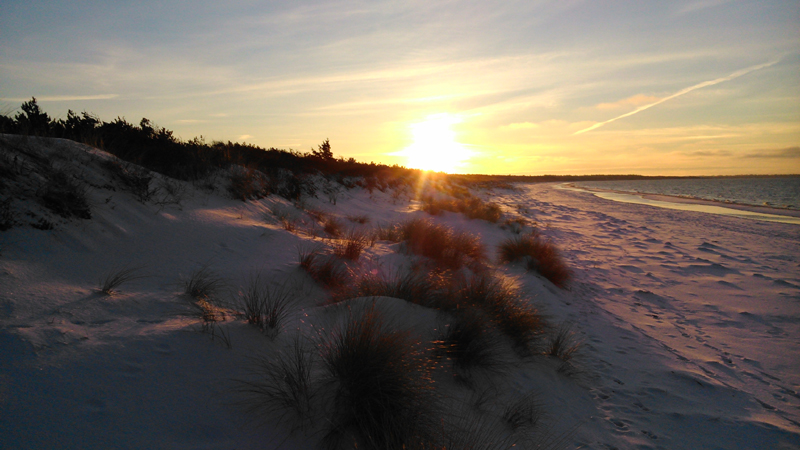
[1,0,799,175]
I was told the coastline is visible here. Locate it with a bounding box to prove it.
[560,183,800,224]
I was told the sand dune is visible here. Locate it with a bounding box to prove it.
[0,136,798,449]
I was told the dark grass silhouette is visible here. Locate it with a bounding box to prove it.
[237,334,316,433]
[435,309,508,385]
[330,270,441,306]
[318,304,439,449]
[297,247,352,290]
[443,274,544,355]
[236,273,296,337]
[99,265,147,296]
[498,234,571,288]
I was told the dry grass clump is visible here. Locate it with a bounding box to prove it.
[228,165,268,201]
[502,391,542,432]
[398,218,485,270]
[443,274,544,354]
[182,264,231,346]
[498,234,571,288]
[236,273,297,337]
[422,195,503,223]
[318,305,439,449]
[331,228,370,261]
[330,270,442,306]
[435,309,507,384]
[237,334,316,432]
[500,217,529,234]
[98,265,147,295]
[323,216,345,238]
[39,170,91,219]
[545,322,583,364]
[346,214,370,224]
[297,246,352,289]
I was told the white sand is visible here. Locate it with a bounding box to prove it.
[1,136,798,449]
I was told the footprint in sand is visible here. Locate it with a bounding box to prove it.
[641,430,658,440]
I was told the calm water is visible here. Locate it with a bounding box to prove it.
[574,177,800,211]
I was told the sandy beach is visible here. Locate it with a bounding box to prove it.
[1,138,798,449]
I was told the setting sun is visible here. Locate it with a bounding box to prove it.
[395,114,472,173]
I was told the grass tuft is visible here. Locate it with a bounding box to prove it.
[435,310,507,384]
[323,216,344,238]
[444,274,544,354]
[398,218,485,270]
[184,264,227,301]
[502,391,542,432]
[319,304,438,449]
[331,269,441,306]
[237,334,316,432]
[99,265,147,295]
[498,234,571,288]
[298,246,352,290]
[545,322,582,363]
[236,273,297,338]
[331,228,369,261]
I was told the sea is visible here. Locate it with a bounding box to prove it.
[568,176,800,225]
[573,177,800,211]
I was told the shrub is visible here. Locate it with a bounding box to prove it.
[318,305,438,449]
[107,161,158,203]
[39,170,91,219]
[236,273,296,337]
[99,265,147,295]
[228,166,267,201]
[498,234,571,288]
[398,218,485,270]
[0,198,13,231]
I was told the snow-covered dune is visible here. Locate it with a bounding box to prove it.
[0,136,798,449]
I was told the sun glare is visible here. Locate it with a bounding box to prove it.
[396,114,471,173]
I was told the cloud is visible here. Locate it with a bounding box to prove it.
[675,0,733,16]
[742,146,800,159]
[0,94,118,102]
[596,94,661,110]
[238,134,253,140]
[501,122,540,130]
[574,59,781,135]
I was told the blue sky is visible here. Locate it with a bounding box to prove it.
[2,0,798,174]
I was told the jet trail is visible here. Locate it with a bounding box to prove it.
[574,59,779,135]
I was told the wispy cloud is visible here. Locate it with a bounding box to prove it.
[574,59,780,135]
[0,94,119,102]
[742,146,800,159]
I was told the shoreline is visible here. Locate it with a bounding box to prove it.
[558,183,800,224]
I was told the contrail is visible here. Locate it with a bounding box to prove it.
[574,59,779,135]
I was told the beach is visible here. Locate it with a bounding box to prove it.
[1,138,799,449]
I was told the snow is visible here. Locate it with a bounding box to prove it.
[1,135,798,449]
